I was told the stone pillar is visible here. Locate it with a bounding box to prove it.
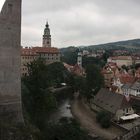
[0,0,23,123]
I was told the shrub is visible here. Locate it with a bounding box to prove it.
[96,111,111,128]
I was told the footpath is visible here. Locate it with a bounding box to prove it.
[71,98,124,140]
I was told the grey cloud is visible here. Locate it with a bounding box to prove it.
[20,0,140,47]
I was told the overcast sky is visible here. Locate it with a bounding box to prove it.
[1,0,140,48]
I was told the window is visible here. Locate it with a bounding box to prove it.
[126,108,128,113]
[8,4,13,13]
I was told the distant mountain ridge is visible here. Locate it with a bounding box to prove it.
[80,39,140,50]
[60,39,140,53]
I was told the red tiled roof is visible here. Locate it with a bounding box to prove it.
[63,63,74,72]
[119,74,135,84]
[32,47,59,53]
[21,47,38,56]
[114,50,128,53]
[110,85,118,92]
[72,64,85,76]
[109,56,132,60]
[21,47,59,56]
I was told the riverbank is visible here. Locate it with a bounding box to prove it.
[71,98,124,140]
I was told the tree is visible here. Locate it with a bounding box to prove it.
[61,47,79,65]
[102,50,111,62]
[46,62,67,87]
[121,65,128,72]
[0,121,41,140]
[135,63,140,70]
[22,58,75,129]
[43,118,90,140]
[85,64,104,98]
[22,59,66,129]
[82,56,105,68]
[96,111,111,128]
[73,75,86,92]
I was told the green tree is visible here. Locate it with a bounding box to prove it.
[121,65,128,72]
[83,56,105,68]
[96,111,111,128]
[73,75,86,92]
[86,64,104,98]
[61,47,79,65]
[43,118,90,140]
[102,51,111,62]
[46,62,69,87]
[22,58,58,129]
[22,58,74,129]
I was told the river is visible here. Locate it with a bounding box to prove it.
[49,98,73,122]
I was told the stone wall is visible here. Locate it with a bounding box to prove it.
[0,0,23,123]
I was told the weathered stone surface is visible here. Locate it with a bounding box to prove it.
[0,0,23,122]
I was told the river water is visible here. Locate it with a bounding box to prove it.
[49,99,73,122]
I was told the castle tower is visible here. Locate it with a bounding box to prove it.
[77,52,82,67]
[42,21,51,47]
[0,0,23,122]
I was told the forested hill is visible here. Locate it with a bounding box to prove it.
[60,39,140,51]
[86,38,140,50]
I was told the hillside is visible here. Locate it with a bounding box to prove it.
[60,39,140,51]
[83,39,140,50]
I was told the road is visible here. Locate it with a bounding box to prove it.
[71,98,124,140]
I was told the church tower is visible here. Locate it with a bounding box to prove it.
[77,52,82,67]
[42,22,51,47]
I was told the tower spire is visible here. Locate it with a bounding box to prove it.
[43,21,51,47]
[46,21,49,26]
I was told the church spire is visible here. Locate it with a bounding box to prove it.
[46,21,49,27]
[43,21,51,47]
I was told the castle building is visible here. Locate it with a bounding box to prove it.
[21,22,60,76]
[42,22,51,47]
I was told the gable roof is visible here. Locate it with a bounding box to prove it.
[131,80,140,90]
[129,95,140,108]
[93,88,131,114]
[121,80,140,90]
